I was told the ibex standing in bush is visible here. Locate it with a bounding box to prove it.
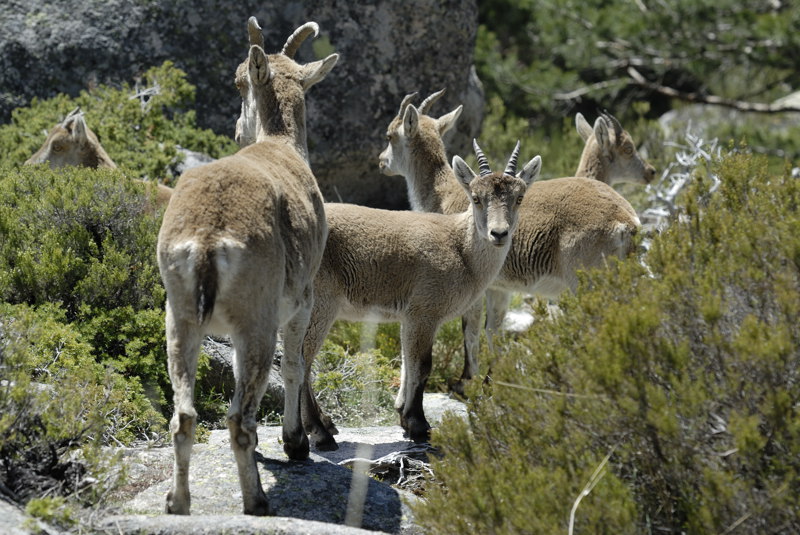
[379,91,646,394]
[25,108,174,208]
[157,17,337,516]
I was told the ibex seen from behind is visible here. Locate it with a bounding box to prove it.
[157,17,337,516]
[379,91,647,394]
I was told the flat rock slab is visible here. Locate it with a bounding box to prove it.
[99,394,466,534]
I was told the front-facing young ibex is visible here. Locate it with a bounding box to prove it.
[301,140,539,447]
[379,91,645,394]
[25,108,174,208]
[156,17,337,516]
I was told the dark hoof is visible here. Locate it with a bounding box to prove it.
[283,432,310,461]
[165,491,190,515]
[448,379,468,399]
[244,497,270,516]
[409,427,431,444]
[313,434,339,451]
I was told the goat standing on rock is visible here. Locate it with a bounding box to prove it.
[157,17,337,516]
[300,141,539,447]
[379,91,649,395]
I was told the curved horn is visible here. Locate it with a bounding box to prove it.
[398,92,418,118]
[282,22,319,58]
[473,139,492,177]
[601,110,623,143]
[247,17,264,48]
[504,140,521,176]
[418,88,446,115]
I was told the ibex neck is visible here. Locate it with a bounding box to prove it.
[406,153,471,216]
[575,141,609,183]
[256,96,309,163]
[460,211,512,283]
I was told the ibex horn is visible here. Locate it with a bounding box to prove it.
[419,88,446,115]
[504,140,521,176]
[398,92,419,118]
[473,139,492,177]
[247,17,264,48]
[601,110,623,143]
[282,22,319,58]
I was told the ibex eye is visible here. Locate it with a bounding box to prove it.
[472,196,481,205]
[516,196,523,205]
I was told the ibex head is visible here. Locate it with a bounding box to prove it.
[25,107,117,169]
[452,140,540,247]
[379,89,463,177]
[234,17,339,156]
[575,111,656,185]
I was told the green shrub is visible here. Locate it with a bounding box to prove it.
[0,303,162,520]
[0,162,164,318]
[313,336,399,427]
[0,61,238,181]
[416,150,800,533]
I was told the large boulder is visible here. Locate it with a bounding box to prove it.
[0,0,482,208]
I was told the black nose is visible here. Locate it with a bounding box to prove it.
[491,229,509,241]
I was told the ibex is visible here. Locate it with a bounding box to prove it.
[379,91,646,394]
[25,108,174,208]
[156,17,337,516]
[294,141,539,448]
[574,111,656,185]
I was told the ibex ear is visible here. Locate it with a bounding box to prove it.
[437,105,463,136]
[301,53,339,90]
[452,155,477,189]
[248,45,272,86]
[593,117,611,150]
[403,104,420,137]
[517,155,542,186]
[575,113,593,141]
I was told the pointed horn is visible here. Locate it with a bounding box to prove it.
[282,22,319,58]
[504,140,521,176]
[398,92,418,118]
[66,107,81,119]
[473,139,492,177]
[601,110,623,143]
[418,88,446,115]
[248,17,264,48]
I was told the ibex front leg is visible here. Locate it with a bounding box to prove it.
[398,322,437,443]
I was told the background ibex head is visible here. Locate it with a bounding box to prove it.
[234,17,338,160]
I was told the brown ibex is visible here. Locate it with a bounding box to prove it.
[25,108,174,208]
[379,91,646,394]
[298,140,539,447]
[156,17,337,516]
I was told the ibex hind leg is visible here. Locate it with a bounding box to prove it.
[228,323,278,516]
[452,299,484,398]
[299,296,339,450]
[164,307,203,515]
[482,288,513,383]
[282,298,318,458]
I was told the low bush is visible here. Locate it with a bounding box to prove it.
[415,150,800,533]
[0,61,238,181]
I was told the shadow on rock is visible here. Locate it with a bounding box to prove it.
[258,453,405,533]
